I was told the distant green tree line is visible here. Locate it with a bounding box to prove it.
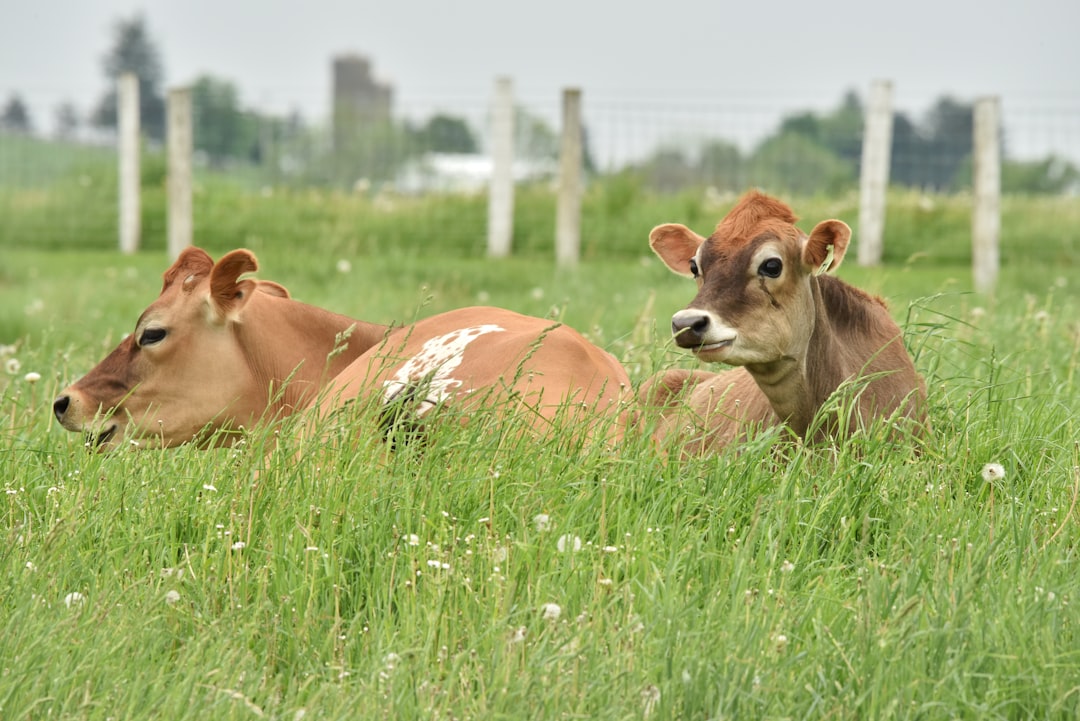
[630,91,1078,195]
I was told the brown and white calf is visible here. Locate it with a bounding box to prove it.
[53,247,631,450]
[641,190,926,453]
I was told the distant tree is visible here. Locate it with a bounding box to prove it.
[191,74,259,165]
[515,107,558,160]
[920,97,974,190]
[778,90,863,169]
[636,147,696,192]
[1002,156,1079,194]
[416,114,478,154]
[91,14,167,140]
[53,101,80,140]
[888,111,925,187]
[1,94,34,134]
[747,132,854,195]
[698,140,745,191]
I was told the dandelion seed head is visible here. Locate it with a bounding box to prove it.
[23,371,41,384]
[641,685,661,717]
[557,534,581,553]
[164,590,181,605]
[231,541,246,551]
[5,358,21,375]
[781,560,795,573]
[981,463,1005,483]
[336,259,352,274]
[541,602,561,621]
[533,513,551,532]
[64,591,85,608]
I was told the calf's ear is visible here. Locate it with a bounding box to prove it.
[650,224,705,278]
[162,246,214,292]
[802,220,851,274]
[209,249,260,319]
[256,280,291,299]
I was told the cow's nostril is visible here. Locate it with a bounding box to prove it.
[672,313,710,336]
[53,395,70,421]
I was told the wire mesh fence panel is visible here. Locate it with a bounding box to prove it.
[2,86,1079,255]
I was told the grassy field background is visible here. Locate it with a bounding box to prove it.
[2,182,1079,718]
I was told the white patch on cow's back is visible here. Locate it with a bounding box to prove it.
[383,324,505,413]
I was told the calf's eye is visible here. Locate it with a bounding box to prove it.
[688,258,700,278]
[758,258,783,278]
[139,327,167,346]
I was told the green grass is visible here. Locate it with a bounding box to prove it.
[2,185,1080,718]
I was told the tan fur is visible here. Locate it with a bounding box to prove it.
[54,248,632,450]
[310,306,632,445]
[643,191,927,455]
[54,248,389,450]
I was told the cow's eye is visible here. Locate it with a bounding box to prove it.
[688,258,700,278]
[139,327,167,347]
[758,258,783,278]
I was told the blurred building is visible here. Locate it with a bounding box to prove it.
[332,54,393,152]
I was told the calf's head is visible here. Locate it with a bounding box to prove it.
[53,247,289,450]
[650,191,850,367]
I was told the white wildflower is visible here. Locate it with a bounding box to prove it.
[5,358,20,375]
[64,592,85,608]
[981,463,1005,483]
[509,626,527,644]
[231,541,246,551]
[641,685,661,718]
[23,371,41,384]
[164,590,181,605]
[533,513,551,532]
[556,534,582,553]
[781,560,795,573]
[405,534,420,547]
[541,602,562,621]
[202,484,217,492]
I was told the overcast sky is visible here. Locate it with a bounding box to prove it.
[2,0,1077,160]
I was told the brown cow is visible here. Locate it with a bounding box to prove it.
[53,247,631,450]
[641,190,926,454]
[53,247,386,450]
[307,306,632,446]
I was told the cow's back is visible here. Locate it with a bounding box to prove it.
[311,307,631,442]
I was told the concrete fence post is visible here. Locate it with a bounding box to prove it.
[556,88,583,267]
[972,96,1001,294]
[167,87,193,260]
[487,76,515,258]
[117,72,141,254]
[857,79,894,267]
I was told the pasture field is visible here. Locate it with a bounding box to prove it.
[2,189,1080,719]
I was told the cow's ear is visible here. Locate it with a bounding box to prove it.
[650,224,705,278]
[802,220,851,274]
[162,246,214,292]
[256,280,291,299]
[209,249,259,318]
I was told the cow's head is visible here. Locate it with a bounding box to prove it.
[650,190,851,367]
[53,247,290,450]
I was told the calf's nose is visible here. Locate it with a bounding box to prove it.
[53,395,71,422]
[671,311,711,348]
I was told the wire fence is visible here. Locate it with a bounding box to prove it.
[2,85,1079,254]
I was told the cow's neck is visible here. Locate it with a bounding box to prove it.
[744,277,845,438]
[240,297,388,417]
